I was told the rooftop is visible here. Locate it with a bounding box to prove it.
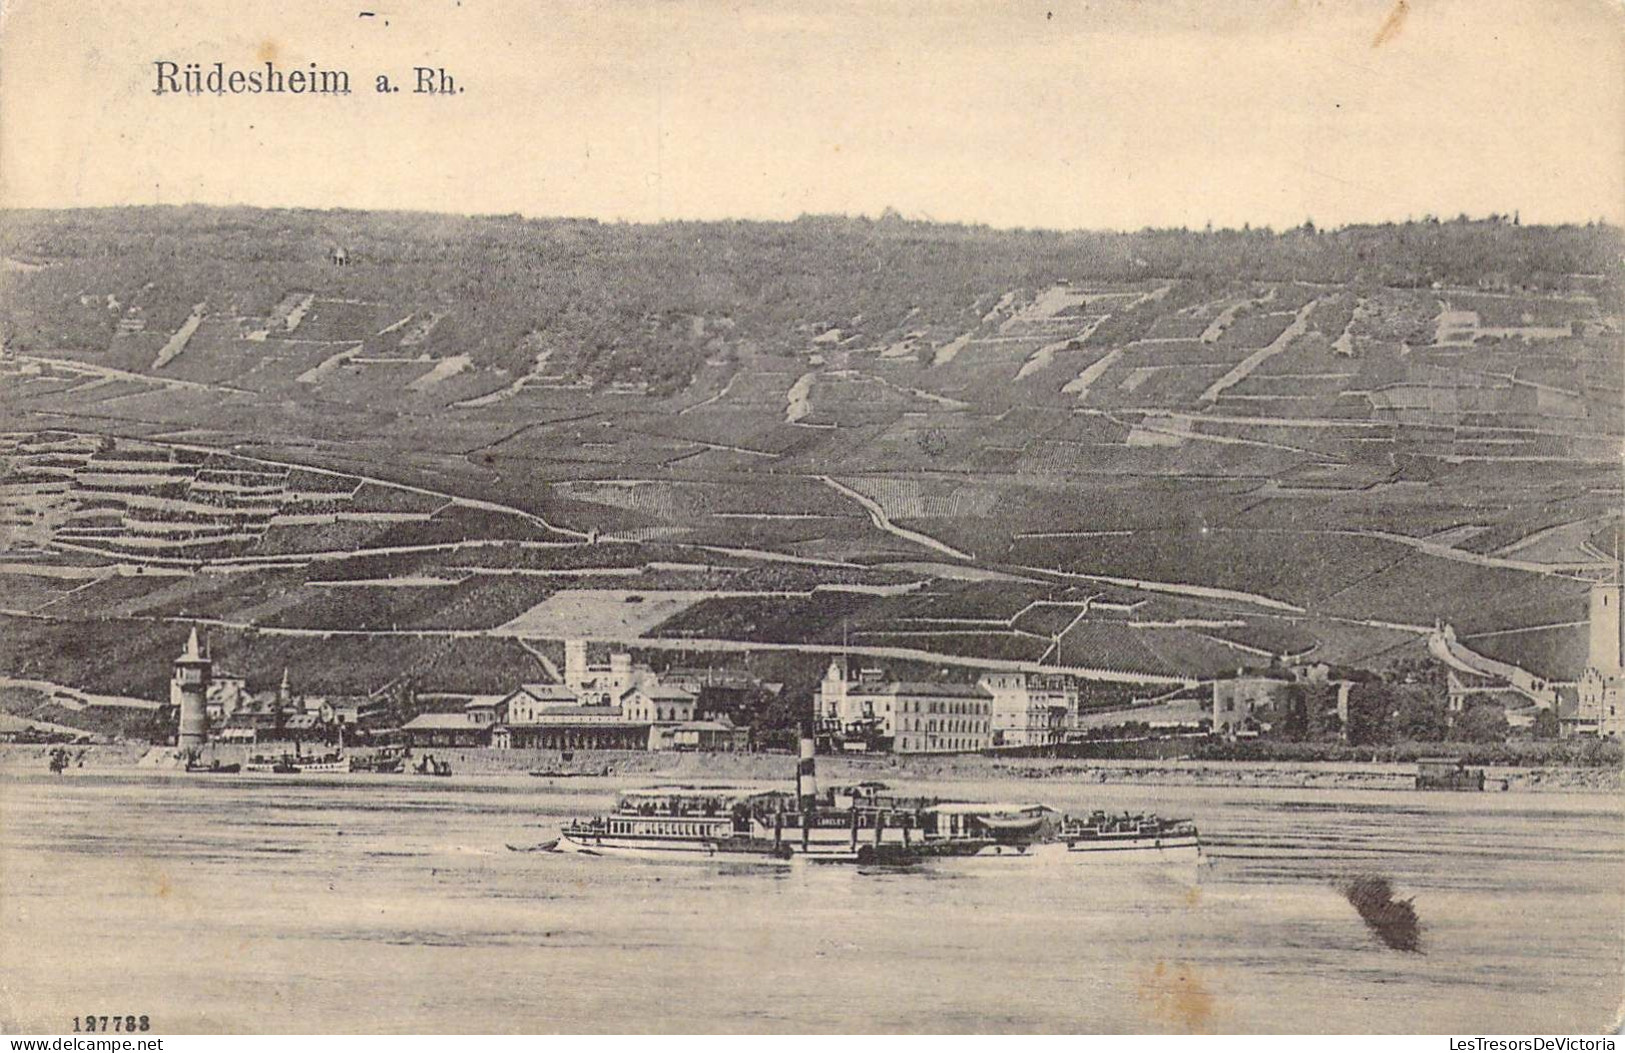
[515,682,580,701]
[674,719,740,732]
[516,706,635,723]
[623,684,697,701]
[848,681,993,699]
[401,712,482,730]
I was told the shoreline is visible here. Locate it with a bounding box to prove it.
[2,743,1618,794]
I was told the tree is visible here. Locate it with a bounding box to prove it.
[751,691,811,751]
[1345,682,1397,746]
[1306,683,1345,740]
[1533,707,1560,740]
[1392,685,1449,742]
[1274,682,1342,741]
[916,428,949,458]
[1275,683,1312,740]
[1451,702,1509,744]
[1388,656,1447,690]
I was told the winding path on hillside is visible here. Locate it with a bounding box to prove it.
[0,609,1188,686]
[1011,564,1307,613]
[1333,528,1596,577]
[816,476,973,562]
[0,675,159,710]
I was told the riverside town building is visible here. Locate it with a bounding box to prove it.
[815,660,998,754]
[399,641,747,752]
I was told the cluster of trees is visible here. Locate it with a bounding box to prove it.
[1342,682,1516,746]
[1264,657,1533,747]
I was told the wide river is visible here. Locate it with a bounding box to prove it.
[1,771,1620,1034]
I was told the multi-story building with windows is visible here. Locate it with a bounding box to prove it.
[816,661,993,754]
[978,671,1076,747]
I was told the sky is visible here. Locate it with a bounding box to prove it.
[1,0,1621,230]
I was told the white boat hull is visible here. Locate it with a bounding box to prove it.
[968,837,1201,864]
[557,829,1199,866]
[242,758,348,774]
[557,831,800,864]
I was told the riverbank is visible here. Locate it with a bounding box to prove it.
[2,743,1617,793]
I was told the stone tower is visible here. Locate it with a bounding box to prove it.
[564,639,588,690]
[1590,570,1624,679]
[171,626,212,751]
[1576,548,1625,739]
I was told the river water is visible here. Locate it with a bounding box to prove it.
[1,771,1620,1034]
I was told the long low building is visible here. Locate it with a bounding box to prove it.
[403,653,746,750]
[497,706,652,750]
[650,719,751,752]
[399,712,493,748]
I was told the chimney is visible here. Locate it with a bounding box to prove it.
[795,733,818,810]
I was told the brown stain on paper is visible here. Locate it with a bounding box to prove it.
[256,39,280,64]
[132,860,185,905]
[1136,959,1216,1033]
[1371,0,1408,47]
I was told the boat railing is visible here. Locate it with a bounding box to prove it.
[753,809,923,830]
[616,799,732,818]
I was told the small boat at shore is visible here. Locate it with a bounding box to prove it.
[553,737,1199,867]
[244,750,347,774]
[185,758,241,774]
[1415,756,1488,791]
[350,746,408,774]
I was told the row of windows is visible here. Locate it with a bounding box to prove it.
[896,735,985,753]
[628,706,693,722]
[899,699,987,715]
[511,705,694,723]
[608,819,723,837]
[899,718,988,734]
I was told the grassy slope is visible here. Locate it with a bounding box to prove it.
[3,209,1620,688]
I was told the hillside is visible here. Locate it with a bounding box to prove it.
[1,207,1619,697]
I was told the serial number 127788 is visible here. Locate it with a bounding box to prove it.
[73,1016,152,1032]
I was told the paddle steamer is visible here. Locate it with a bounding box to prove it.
[243,748,347,774]
[556,738,1199,866]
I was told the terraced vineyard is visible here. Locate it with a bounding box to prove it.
[1,209,1619,696]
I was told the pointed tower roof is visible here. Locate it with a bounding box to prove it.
[176,624,210,667]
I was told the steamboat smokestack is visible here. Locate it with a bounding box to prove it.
[796,732,818,810]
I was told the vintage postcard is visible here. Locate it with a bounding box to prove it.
[0,0,1621,1037]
